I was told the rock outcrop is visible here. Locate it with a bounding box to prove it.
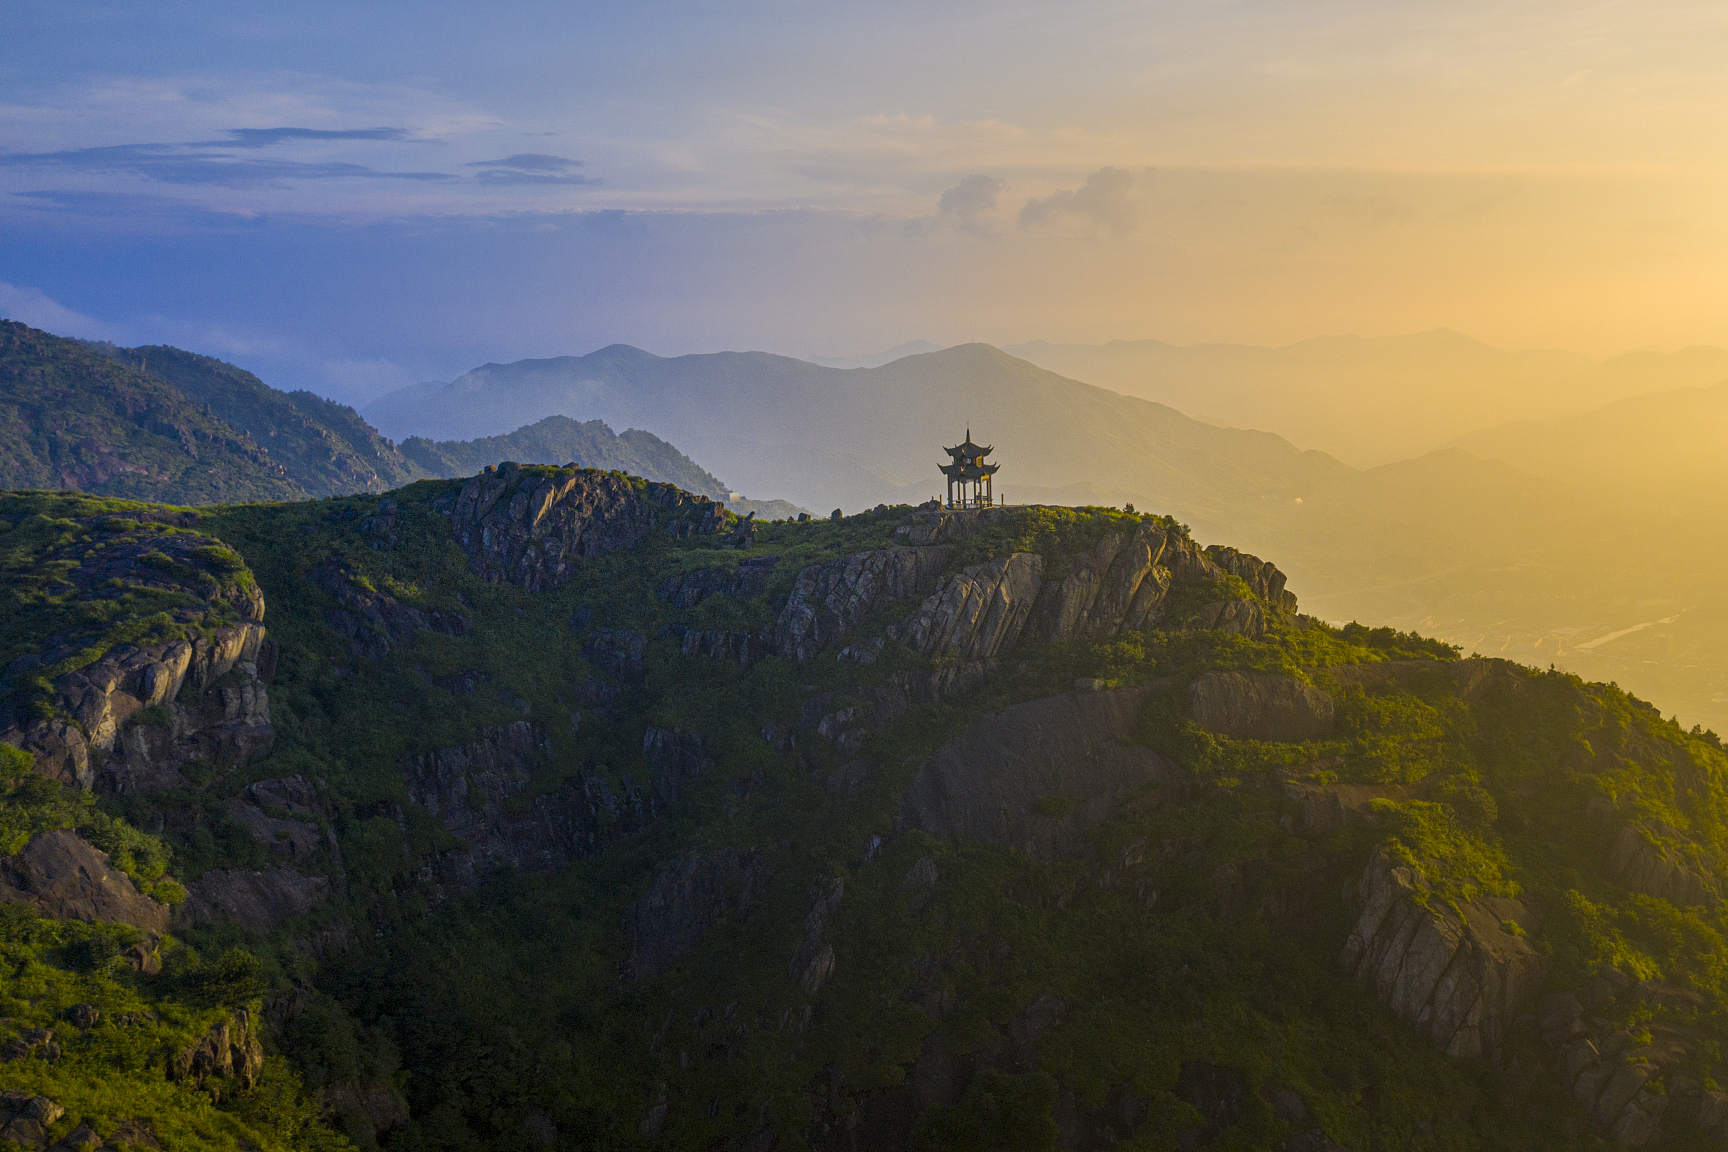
[775,546,950,662]
[1187,672,1334,742]
[902,684,1182,857]
[6,622,273,794]
[448,463,729,591]
[0,830,171,933]
[626,848,771,979]
[310,565,471,660]
[0,1092,65,1150]
[1195,599,1266,638]
[1609,823,1718,907]
[1341,846,1547,1061]
[1025,523,1170,643]
[641,728,715,805]
[1,514,274,793]
[1204,545,1298,611]
[659,555,779,608]
[171,1008,265,1096]
[224,775,339,869]
[890,553,1045,662]
[173,866,330,932]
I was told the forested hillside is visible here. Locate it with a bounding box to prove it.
[3,472,1726,1150]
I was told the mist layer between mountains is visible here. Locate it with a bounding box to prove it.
[365,341,1728,732]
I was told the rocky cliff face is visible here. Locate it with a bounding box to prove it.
[1188,672,1335,742]
[890,553,1045,663]
[171,1008,266,1096]
[902,685,1183,857]
[1024,522,1171,643]
[774,546,951,662]
[1342,845,1547,1061]
[1205,545,1299,612]
[1,513,275,793]
[446,462,730,591]
[405,720,711,896]
[0,829,171,933]
[626,848,771,980]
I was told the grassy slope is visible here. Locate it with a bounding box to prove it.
[7,484,1728,1150]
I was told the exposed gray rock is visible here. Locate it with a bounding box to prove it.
[775,546,950,662]
[225,775,335,868]
[173,866,330,931]
[1610,823,1717,907]
[171,1008,264,1095]
[1204,545,1299,612]
[1026,523,1169,643]
[1188,672,1334,742]
[0,830,170,933]
[626,848,771,979]
[5,621,274,794]
[1342,845,1547,1060]
[902,684,1182,857]
[452,463,728,591]
[1195,599,1266,638]
[891,553,1045,662]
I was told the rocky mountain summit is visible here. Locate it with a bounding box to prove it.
[1,476,1726,1152]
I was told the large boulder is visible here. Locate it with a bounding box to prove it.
[774,546,950,662]
[626,848,771,980]
[0,830,171,933]
[890,553,1045,662]
[902,684,1182,857]
[449,463,729,591]
[1341,846,1547,1060]
[1187,672,1334,742]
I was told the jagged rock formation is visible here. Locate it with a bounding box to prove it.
[902,685,1183,857]
[1195,599,1266,638]
[1205,545,1299,611]
[775,546,951,662]
[311,565,471,660]
[0,830,171,933]
[1024,522,1171,643]
[0,1092,65,1150]
[224,775,339,868]
[1188,672,1335,742]
[446,462,729,591]
[0,510,275,792]
[171,1008,265,1096]
[890,553,1045,662]
[8,624,272,794]
[626,848,771,980]
[1342,846,1547,1060]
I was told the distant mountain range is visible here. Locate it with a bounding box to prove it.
[362,338,1728,731]
[1002,331,1728,466]
[0,321,803,518]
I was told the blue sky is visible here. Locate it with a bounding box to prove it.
[4,0,1727,402]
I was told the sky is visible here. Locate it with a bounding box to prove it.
[3,0,1728,403]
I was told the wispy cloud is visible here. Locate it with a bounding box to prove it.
[219,126,423,148]
[465,153,598,186]
[0,135,454,187]
[1019,167,1141,235]
[0,281,116,340]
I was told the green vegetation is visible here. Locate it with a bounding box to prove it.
[5,481,1728,1150]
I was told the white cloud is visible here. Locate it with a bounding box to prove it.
[1019,167,1142,235]
[0,282,115,340]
